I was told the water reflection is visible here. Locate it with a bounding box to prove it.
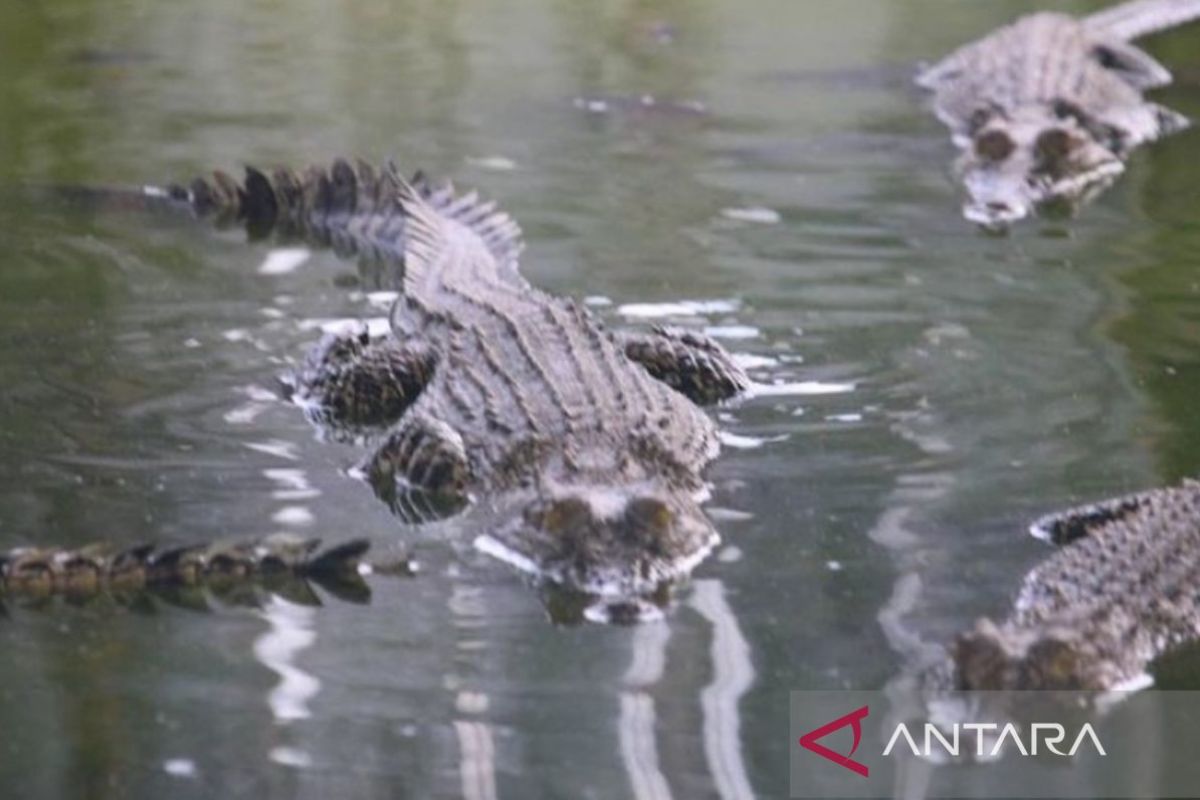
[454,693,498,800]
[1,0,1199,797]
[691,580,756,800]
[254,596,320,726]
[620,622,674,800]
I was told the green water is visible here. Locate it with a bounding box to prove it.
[1,1,1199,797]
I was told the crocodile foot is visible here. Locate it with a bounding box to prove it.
[285,328,437,438]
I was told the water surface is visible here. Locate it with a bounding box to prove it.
[2,1,1200,797]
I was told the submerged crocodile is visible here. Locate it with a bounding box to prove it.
[0,535,387,613]
[945,479,1200,691]
[919,0,1200,227]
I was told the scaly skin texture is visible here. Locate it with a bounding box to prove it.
[950,479,1200,690]
[918,0,1200,228]
[178,159,750,613]
[0,535,387,611]
[11,160,746,621]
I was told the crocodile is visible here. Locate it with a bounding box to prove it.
[0,534,389,614]
[944,478,1200,691]
[160,159,750,616]
[13,160,749,620]
[918,0,1200,228]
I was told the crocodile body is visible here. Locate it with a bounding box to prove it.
[948,479,1200,690]
[174,160,749,611]
[919,0,1200,227]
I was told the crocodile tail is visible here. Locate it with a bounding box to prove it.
[176,158,410,255]
[175,160,526,282]
[1084,0,1200,41]
[0,534,375,604]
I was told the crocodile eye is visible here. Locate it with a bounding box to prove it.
[538,497,591,534]
[974,129,1015,162]
[1035,128,1074,162]
[625,497,673,534]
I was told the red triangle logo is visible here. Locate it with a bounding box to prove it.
[798,705,870,777]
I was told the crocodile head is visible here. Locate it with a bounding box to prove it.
[955,105,1124,228]
[477,477,719,616]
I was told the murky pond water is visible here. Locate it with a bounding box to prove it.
[2,0,1200,797]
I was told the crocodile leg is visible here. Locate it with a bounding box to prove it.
[286,329,437,437]
[362,411,472,522]
[620,326,749,405]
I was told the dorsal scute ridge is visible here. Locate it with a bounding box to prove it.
[393,168,525,273]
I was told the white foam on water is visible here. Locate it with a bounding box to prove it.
[224,404,267,425]
[365,291,400,309]
[616,299,740,319]
[573,97,610,113]
[272,506,314,526]
[269,747,313,769]
[704,325,759,340]
[473,534,541,577]
[1097,673,1155,711]
[265,469,320,500]
[258,248,311,276]
[745,379,854,398]
[162,759,197,778]
[245,440,300,461]
[720,206,781,224]
[297,317,391,338]
[719,431,788,450]
[272,489,321,501]
[707,507,754,522]
[243,385,278,402]
[466,155,517,171]
[731,353,777,370]
[264,468,308,491]
[716,545,744,563]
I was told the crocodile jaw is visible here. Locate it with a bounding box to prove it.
[961,157,1124,228]
[477,479,719,601]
